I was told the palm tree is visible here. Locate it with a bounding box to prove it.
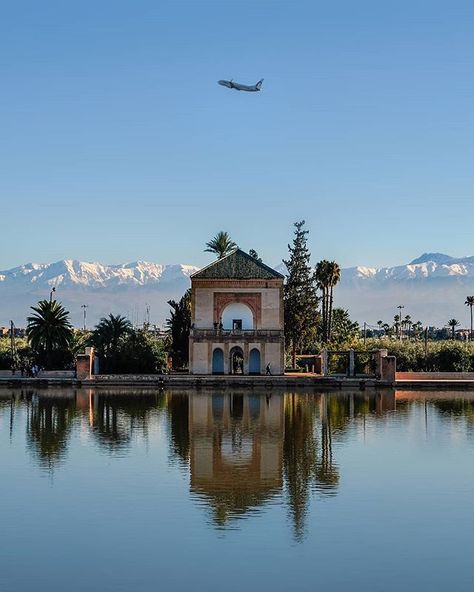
[393,314,400,339]
[91,314,132,372]
[377,320,383,336]
[69,330,91,358]
[326,261,341,342]
[249,249,262,262]
[315,260,331,341]
[314,260,341,342]
[204,231,237,259]
[412,321,423,340]
[27,300,73,369]
[465,296,474,341]
[403,315,412,340]
[448,318,460,340]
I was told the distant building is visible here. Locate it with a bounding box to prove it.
[0,326,26,338]
[189,249,285,375]
[454,328,470,341]
[149,325,169,341]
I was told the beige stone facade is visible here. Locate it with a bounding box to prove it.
[189,250,285,375]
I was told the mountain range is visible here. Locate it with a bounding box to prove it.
[1,253,473,328]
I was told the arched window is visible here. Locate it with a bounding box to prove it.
[221,302,254,331]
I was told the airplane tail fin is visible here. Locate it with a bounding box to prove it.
[256,78,264,90]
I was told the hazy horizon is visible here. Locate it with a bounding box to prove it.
[2,249,474,272]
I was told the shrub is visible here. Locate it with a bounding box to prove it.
[435,344,473,372]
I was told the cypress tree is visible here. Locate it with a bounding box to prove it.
[283,221,319,368]
[166,289,192,368]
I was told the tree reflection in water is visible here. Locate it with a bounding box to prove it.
[17,387,474,538]
[182,391,398,538]
[283,393,341,541]
[166,393,190,465]
[26,391,78,471]
[90,391,166,453]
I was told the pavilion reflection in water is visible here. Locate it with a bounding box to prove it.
[10,387,465,535]
[188,393,284,525]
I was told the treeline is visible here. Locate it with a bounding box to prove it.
[2,302,167,373]
[5,225,474,374]
[359,339,474,373]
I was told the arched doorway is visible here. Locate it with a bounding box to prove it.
[229,346,244,375]
[212,348,224,374]
[249,348,261,375]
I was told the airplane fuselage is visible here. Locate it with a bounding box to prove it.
[218,79,263,92]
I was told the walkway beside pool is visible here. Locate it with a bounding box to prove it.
[2,371,474,390]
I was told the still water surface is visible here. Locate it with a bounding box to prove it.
[1,388,473,591]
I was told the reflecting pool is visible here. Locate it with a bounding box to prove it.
[1,388,473,591]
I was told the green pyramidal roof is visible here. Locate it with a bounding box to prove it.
[191,249,284,280]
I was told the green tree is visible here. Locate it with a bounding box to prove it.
[91,314,132,372]
[315,260,331,342]
[69,330,91,359]
[393,315,400,338]
[330,308,360,346]
[204,231,237,259]
[249,249,262,262]
[465,296,474,341]
[411,321,424,340]
[326,262,341,342]
[283,221,319,368]
[448,318,460,340]
[403,315,412,340]
[26,300,73,369]
[436,343,472,371]
[116,329,167,373]
[0,336,32,371]
[315,260,341,342]
[166,289,192,369]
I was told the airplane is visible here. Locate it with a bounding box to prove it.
[218,78,264,92]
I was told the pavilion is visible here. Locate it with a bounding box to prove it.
[189,249,285,375]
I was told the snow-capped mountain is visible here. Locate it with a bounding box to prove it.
[0,259,200,328]
[0,260,198,288]
[343,253,474,282]
[275,253,474,328]
[336,253,474,328]
[1,253,473,328]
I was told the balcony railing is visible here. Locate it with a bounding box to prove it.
[191,328,283,339]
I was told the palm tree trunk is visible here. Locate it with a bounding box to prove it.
[321,288,326,342]
[469,304,472,341]
[328,286,334,342]
[325,289,330,342]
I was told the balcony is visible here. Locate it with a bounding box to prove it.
[191,328,283,340]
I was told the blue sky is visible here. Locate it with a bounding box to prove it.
[1,0,473,270]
